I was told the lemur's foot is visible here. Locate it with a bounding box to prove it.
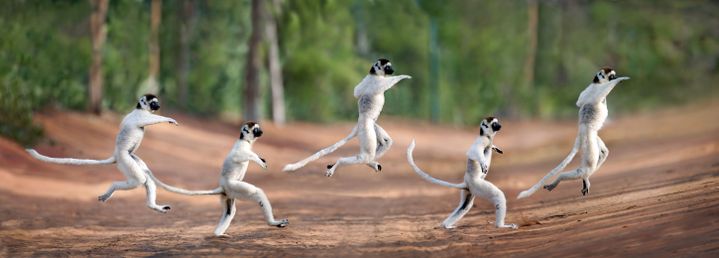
[214,233,231,238]
[507,224,519,229]
[581,188,589,196]
[150,205,172,213]
[98,194,111,202]
[272,218,289,228]
[367,162,382,172]
[543,184,556,191]
[442,224,456,229]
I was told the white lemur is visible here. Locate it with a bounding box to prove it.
[282,59,411,177]
[407,117,517,229]
[146,122,289,236]
[517,68,629,199]
[26,94,179,213]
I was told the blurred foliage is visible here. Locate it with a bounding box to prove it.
[1,0,718,144]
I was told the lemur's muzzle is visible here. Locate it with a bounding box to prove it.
[150,102,161,111]
[253,128,263,137]
[492,123,502,132]
[384,66,394,75]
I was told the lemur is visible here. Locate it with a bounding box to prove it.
[26,94,178,213]
[407,117,517,229]
[146,122,289,236]
[517,68,629,199]
[283,59,411,177]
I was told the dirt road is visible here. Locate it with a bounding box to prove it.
[1,100,718,257]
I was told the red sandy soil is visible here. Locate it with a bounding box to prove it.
[1,100,718,257]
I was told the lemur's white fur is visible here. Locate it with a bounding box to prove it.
[517,68,629,199]
[146,122,289,236]
[283,59,411,177]
[26,94,178,213]
[407,117,517,229]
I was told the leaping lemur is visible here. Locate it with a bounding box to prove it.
[26,94,179,213]
[407,117,517,229]
[146,122,289,236]
[282,58,412,177]
[517,68,630,199]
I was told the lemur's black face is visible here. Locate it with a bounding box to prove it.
[480,117,501,136]
[239,121,263,140]
[593,67,617,84]
[369,58,394,76]
[136,94,160,112]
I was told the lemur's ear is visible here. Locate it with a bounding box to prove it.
[593,75,599,83]
[136,102,141,109]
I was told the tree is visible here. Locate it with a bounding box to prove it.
[243,0,264,122]
[88,0,108,115]
[142,0,162,95]
[522,0,539,114]
[265,0,285,125]
[177,0,195,109]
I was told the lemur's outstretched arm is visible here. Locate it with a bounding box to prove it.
[593,77,630,102]
[137,113,178,127]
[378,75,412,92]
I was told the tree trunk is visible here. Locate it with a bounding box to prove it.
[88,0,108,115]
[428,16,440,123]
[145,0,162,95]
[243,0,264,122]
[523,0,539,110]
[177,0,195,109]
[265,0,285,125]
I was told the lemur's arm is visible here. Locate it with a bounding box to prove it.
[248,151,268,169]
[467,147,489,175]
[593,77,629,101]
[137,112,178,127]
[378,75,411,92]
[492,145,503,154]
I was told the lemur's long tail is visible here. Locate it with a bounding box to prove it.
[516,136,580,199]
[26,149,116,165]
[283,126,358,172]
[406,140,467,189]
[145,170,223,196]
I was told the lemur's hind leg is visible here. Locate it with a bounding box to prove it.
[98,155,143,202]
[483,182,517,229]
[214,195,236,237]
[596,137,609,169]
[143,179,171,213]
[581,178,591,196]
[133,155,171,212]
[326,154,372,177]
[365,124,393,172]
[98,180,140,202]
[543,167,588,192]
[441,189,475,229]
[230,181,288,227]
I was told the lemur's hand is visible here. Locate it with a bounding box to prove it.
[614,76,630,82]
[260,157,268,169]
[492,147,504,154]
[399,75,412,80]
[168,119,179,126]
[480,163,489,174]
